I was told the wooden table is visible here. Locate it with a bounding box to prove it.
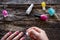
[0,0,60,40]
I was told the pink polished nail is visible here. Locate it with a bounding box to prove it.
[15,31,20,34]
[8,32,12,34]
[21,37,26,40]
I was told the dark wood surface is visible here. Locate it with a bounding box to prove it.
[0,0,60,40]
[0,0,60,4]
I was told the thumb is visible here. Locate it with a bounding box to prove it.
[31,30,40,37]
[27,29,40,39]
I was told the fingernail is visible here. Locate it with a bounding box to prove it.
[21,37,26,40]
[20,32,23,34]
[15,31,20,34]
[20,32,23,35]
[8,32,12,34]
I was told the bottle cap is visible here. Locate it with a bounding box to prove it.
[40,14,48,21]
[47,8,55,16]
[41,2,46,10]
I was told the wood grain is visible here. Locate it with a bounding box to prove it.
[1,0,60,4]
[0,4,60,40]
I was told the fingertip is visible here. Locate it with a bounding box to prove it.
[20,32,23,34]
[15,31,20,34]
[31,27,43,33]
[8,31,12,35]
[6,31,20,40]
[19,32,24,36]
[26,29,33,35]
[26,27,39,32]
[12,32,24,40]
[20,37,26,40]
[1,32,12,40]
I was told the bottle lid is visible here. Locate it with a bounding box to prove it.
[41,2,46,7]
[47,8,55,16]
[40,14,48,21]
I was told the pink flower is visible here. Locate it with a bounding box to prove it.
[2,10,8,17]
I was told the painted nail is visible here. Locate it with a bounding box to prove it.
[21,37,26,40]
[15,31,20,34]
[8,32,12,35]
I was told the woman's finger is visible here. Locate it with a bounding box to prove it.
[26,28,32,33]
[30,29,39,38]
[13,32,23,40]
[1,32,12,40]
[27,29,40,40]
[27,27,41,33]
[31,27,42,33]
[20,37,25,40]
[29,33,37,40]
[6,31,19,40]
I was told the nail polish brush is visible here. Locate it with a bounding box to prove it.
[34,14,48,21]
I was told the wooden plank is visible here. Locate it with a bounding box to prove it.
[0,0,60,4]
[0,3,60,40]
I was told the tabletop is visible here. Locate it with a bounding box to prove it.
[0,0,60,40]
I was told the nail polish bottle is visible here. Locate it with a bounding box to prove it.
[26,4,34,15]
[41,2,46,10]
[34,14,48,21]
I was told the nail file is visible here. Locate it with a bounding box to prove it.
[26,4,34,15]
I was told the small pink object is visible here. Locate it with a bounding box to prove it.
[40,14,48,21]
[2,10,8,17]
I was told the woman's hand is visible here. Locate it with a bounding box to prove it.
[27,27,49,40]
[1,27,49,40]
[1,31,25,40]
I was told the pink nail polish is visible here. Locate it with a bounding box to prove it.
[16,31,19,34]
[21,37,26,40]
[8,32,12,34]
